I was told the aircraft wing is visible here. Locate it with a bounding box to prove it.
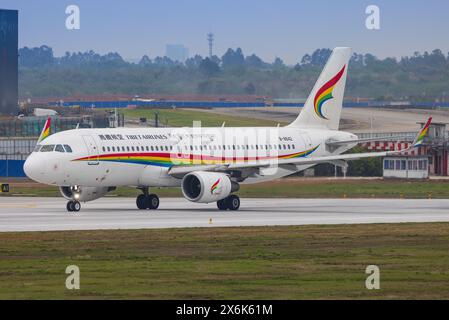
[168,117,432,177]
[168,150,391,176]
[326,135,413,146]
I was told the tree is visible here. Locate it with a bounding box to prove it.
[272,57,285,69]
[222,48,245,69]
[199,57,220,77]
[138,55,152,66]
[244,82,256,94]
[185,54,203,68]
[19,45,54,68]
[245,54,265,68]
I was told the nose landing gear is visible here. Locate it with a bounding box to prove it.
[136,187,159,210]
[66,200,81,212]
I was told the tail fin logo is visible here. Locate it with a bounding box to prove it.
[413,117,432,147]
[38,117,51,143]
[314,65,346,119]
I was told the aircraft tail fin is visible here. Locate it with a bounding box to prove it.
[288,47,351,130]
[37,117,51,143]
[412,117,432,148]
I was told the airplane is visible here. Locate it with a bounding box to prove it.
[23,47,432,212]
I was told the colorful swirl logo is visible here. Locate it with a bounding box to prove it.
[314,65,346,119]
[210,179,220,194]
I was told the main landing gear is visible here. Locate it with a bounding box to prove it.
[217,194,240,211]
[136,187,159,210]
[66,200,81,212]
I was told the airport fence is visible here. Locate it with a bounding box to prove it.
[48,100,449,109]
[0,138,36,177]
[0,114,122,137]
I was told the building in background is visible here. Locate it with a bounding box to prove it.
[165,44,189,63]
[0,9,18,115]
[361,122,448,179]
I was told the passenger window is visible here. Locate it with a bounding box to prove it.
[107,147,111,152]
[155,146,159,151]
[151,146,154,151]
[112,146,115,152]
[283,145,286,149]
[131,146,135,151]
[102,147,106,152]
[122,146,125,151]
[127,146,130,151]
[55,144,65,153]
[146,146,149,151]
[165,146,169,151]
[292,144,295,149]
[136,146,139,151]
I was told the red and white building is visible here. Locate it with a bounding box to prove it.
[360,122,448,179]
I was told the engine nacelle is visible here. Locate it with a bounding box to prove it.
[59,186,116,202]
[181,172,238,203]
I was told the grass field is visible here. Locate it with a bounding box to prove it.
[1,223,449,299]
[2,178,449,199]
[117,108,284,127]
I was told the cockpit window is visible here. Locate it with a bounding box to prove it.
[55,144,65,152]
[40,144,55,152]
[63,145,73,153]
[33,144,42,152]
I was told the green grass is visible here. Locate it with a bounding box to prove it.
[1,223,449,299]
[2,178,449,199]
[117,108,283,127]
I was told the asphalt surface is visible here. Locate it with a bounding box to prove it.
[1,197,449,232]
[202,107,445,133]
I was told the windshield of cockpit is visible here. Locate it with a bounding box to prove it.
[33,144,73,153]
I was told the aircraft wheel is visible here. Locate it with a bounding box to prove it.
[148,194,159,210]
[67,200,81,212]
[217,198,228,210]
[227,195,240,211]
[136,194,147,210]
[72,201,81,212]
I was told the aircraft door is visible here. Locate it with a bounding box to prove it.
[82,135,99,165]
[302,132,313,148]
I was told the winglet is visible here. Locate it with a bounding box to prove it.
[38,117,51,143]
[412,117,432,148]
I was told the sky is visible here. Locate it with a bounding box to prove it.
[1,0,449,64]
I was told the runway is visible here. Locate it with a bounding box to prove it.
[1,197,449,232]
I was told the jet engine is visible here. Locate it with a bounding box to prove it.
[181,172,239,203]
[59,186,116,202]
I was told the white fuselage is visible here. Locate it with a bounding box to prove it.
[24,126,357,188]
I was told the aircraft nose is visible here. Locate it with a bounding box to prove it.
[23,155,41,181]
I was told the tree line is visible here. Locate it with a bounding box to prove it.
[18,45,449,101]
